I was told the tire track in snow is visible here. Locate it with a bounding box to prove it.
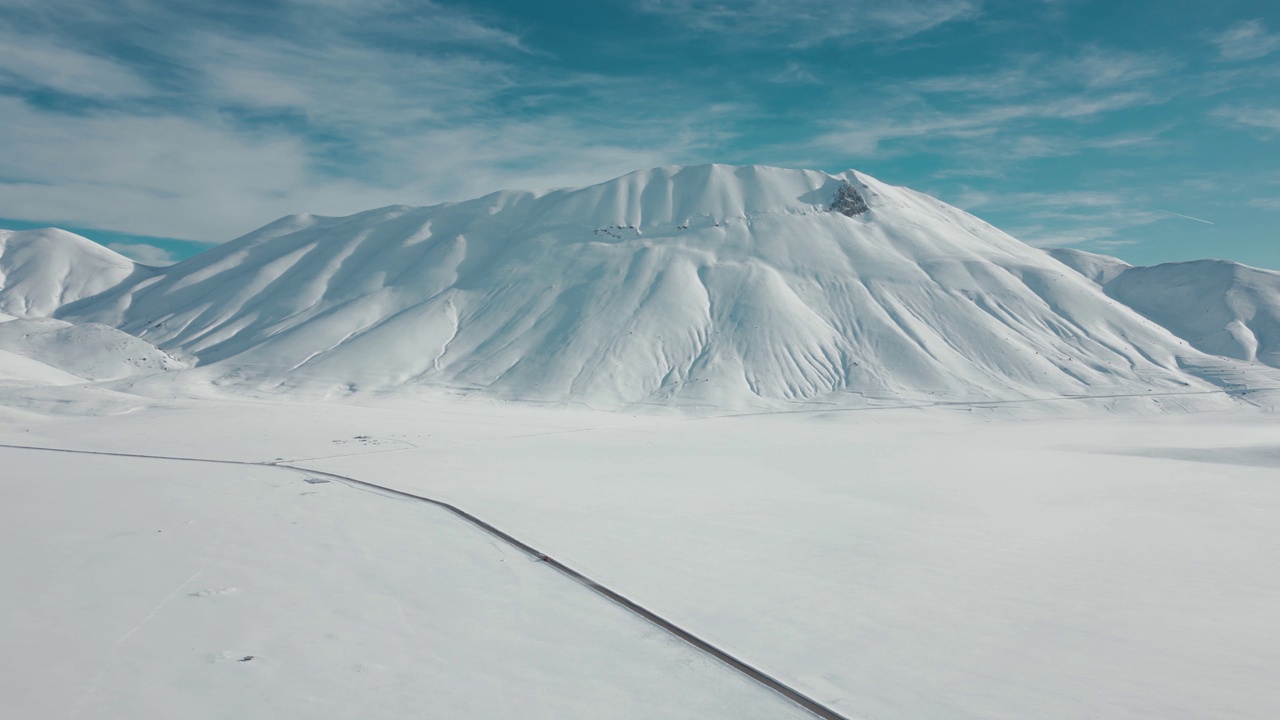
[0,442,851,720]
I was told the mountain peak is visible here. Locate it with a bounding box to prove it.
[0,228,138,318]
[7,166,1276,407]
[47,164,1244,407]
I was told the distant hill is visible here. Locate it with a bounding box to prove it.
[1050,248,1280,368]
[0,228,141,318]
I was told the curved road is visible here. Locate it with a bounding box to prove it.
[0,441,851,720]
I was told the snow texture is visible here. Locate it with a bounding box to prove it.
[0,228,140,318]
[0,317,184,381]
[47,164,1253,406]
[0,447,809,720]
[1052,247,1280,367]
[2,395,1277,720]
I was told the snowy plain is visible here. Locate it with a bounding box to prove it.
[0,439,809,720]
[1,386,1277,720]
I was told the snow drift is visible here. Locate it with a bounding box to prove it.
[53,164,1238,406]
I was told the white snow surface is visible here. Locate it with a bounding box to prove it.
[57,164,1240,407]
[1,394,1277,720]
[0,316,184,381]
[1046,246,1134,285]
[1052,247,1280,367]
[0,445,808,720]
[0,227,140,318]
[0,347,86,387]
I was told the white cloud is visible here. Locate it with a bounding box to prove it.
[191,31,513,132]
[903,49,1175,97]
[0,0,1249,258]
[0,93,715,242]
[285,0,529,50]
[812,90,1158,156]
[105,242,178,266]
[798,46,1179,168]
[769,60,820,85]
[1070,48,1175,88]
[0,96,327,240]
[952,189,1172,251]
[1212,20,1280,61]
[0,0,731,241]
[1213,105,1280,133]
[638,0,979,46]
[0,33,152,99]
[1248,197,1280,210]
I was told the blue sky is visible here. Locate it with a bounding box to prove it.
[0,0,1278,269]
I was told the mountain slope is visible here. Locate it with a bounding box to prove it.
[58,165,1230,405]
[0,317,184,381]
[1051,248,1280,368]
[0,228,142,318]
[0,347,87,388]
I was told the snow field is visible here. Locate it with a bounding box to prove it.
[0,447,811,720]
[3,396,1277,720]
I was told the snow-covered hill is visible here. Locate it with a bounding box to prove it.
[0,317,184,382]
[54,164,1234,406]
[0,231,179,388]
[0,347,86,388]
[0,228,142,318]
[1051,248,1280,368]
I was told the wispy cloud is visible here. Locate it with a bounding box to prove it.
[1212,19,1280,61]
[0,32,153,99]
[904,48,1175,96]
[638,0,980,46]
[0,0,726,240]
[813,91,1161,157]
[0,0,1275,270]
[106,242,177,266]
[1212,105,1280,133]
[803,47,1178,164]
[955,189,1185,250]
[769,60,821,85]
[0,93,717,241]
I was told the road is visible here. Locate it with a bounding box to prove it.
[0,441,851,720]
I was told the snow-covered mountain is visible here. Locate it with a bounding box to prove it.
[0,229,183,388]
[0,228,143,318]
[49,164,1239,406]
[1050,248,1280,368]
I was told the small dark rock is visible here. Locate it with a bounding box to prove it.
[830,181,869,217]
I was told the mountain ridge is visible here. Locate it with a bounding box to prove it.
[0,227,142,318]
[1050,247,1280,368]
[51,164,1226,406]
[2,164,1277,407]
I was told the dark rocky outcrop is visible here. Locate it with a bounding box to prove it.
[830,182,869,217]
